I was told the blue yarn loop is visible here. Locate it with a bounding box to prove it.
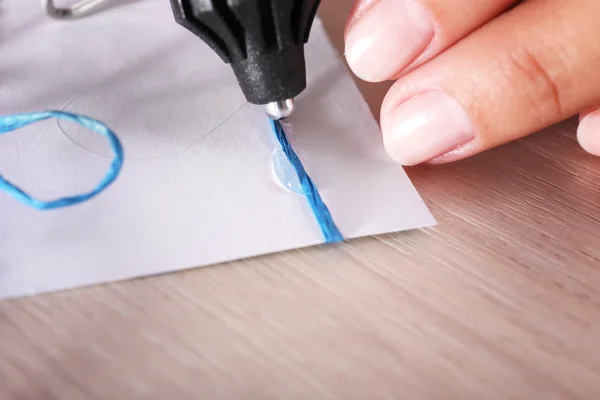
[270,118,343,244]
[0,110,124,210]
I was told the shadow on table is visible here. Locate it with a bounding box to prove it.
[401,118,600,266]
[408,118,593,213]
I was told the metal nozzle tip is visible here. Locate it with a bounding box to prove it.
[266,99,295,120]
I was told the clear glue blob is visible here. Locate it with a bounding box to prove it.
[272,149,305,194]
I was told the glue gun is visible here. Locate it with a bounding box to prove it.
[42,0,322,120]
[170,0,322,120]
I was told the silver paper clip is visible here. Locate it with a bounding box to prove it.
[42,0,112,19]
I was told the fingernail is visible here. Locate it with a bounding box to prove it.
[577,110,600,156]
[382,91,475,165]
[345,0,434,82]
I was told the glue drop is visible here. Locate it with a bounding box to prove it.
[272,149,305,194]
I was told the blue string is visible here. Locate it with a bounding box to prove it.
[269,118,343,243]
[0,110,124,210]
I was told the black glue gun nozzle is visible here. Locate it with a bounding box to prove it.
[266,99,295,121]
[170,0,321,114]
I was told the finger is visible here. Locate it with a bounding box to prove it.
[577,107,600,156]
[379,0,600,166]
[344,0,518,82]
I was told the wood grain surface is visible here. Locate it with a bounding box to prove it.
[2,2,600,399]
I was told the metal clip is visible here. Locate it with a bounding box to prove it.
[42,0,112,19]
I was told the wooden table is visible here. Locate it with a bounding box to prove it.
[3,3,600,399]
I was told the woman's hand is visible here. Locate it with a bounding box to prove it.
[344,0,600,165]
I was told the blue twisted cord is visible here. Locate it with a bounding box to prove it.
[0,110,123,210]
[269,118,343,243]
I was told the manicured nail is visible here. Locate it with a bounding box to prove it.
[382,91,475,166]
[345,0,434,82]
[577,110,600,156]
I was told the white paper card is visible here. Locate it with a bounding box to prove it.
[0,0,435,299]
